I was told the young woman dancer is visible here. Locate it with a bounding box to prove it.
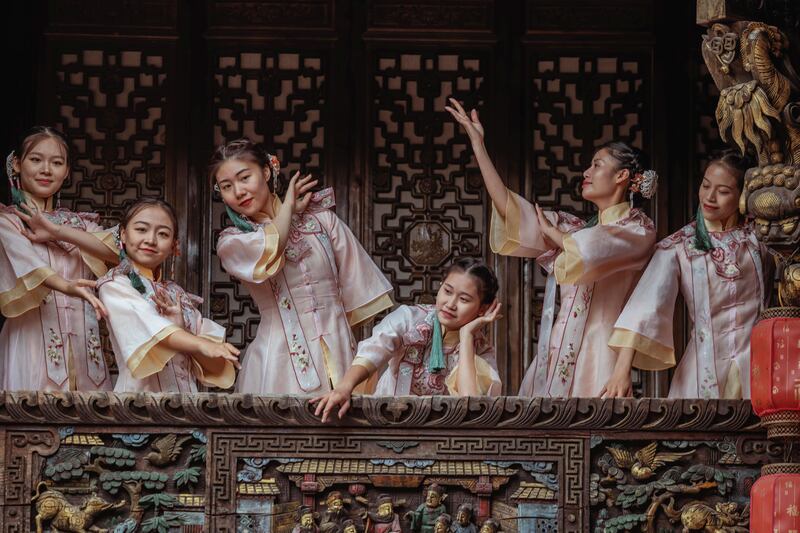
[0,127,116,391]
[610,152,768,399]
[98,199,239,392]
[446,99,657,397]
[211,139,393,394]
[314,257,502,421]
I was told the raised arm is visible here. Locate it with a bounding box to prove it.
[445,98,509,217]
[16,208,119,265]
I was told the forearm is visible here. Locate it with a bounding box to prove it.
[274,204,294,252]
[43,274,72,295]
[471,141,509,217]
[158,328,204,355]
[613,347,636,375]
[56,225,119,264]
[336,364,372,393]
[456,334,480,396]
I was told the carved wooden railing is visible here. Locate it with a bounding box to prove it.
[0,393,775,532]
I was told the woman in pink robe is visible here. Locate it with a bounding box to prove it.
[210,139,394,395]
[98,199,239,392]
[0,127,117,391]
[610,152,768,399]
[313,258,503,422]
[446,99,657,397]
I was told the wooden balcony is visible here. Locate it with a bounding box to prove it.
[0,392,778,532]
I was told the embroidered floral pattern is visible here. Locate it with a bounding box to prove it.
[279,297,292,310]
[46,328,64,365]
[87,329,103,365]
[288,334,311,373]
[556,344,577,384]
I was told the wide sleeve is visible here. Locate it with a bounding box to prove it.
[0,212,55,318]
[490,189,562,258]
[79,220,119,278]
[189,315,235,389]
[99,276,183,379]
[217,224,284,283]
[445,344,502,396]
[351,305,412,374]
[608,245,680,371]
[554,215,656,285]
[322,211,393,326]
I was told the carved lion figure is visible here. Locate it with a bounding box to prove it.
[31,482,124,533]
[680,501,749,533]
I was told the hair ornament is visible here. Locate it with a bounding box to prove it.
[630,169,658,199]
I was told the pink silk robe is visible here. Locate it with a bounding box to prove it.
[610,221,768,399]
[98,262,234,393]
[217,188,393,395]
[352,304,502,396]
[491,190,656,397]
[0,206,115,391]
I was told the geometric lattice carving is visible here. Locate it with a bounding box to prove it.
[370,52,488,304]
[53,48,169,227]
[208,50,327,347]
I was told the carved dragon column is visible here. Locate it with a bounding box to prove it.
[698,2,800,531]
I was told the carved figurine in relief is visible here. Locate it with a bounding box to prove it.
[293,506,321,533]
[406,484,447,533]
[320,491,349,533]
[314,258,501,422]
[679,501,749,532]
[211,138,394,395]
[702,20,800,305]
[433,513,452,533]
[451,503,477,533]
[447,98,658,398]
[364,494,402,533]
[31,482,124,533]
[478,518,501,533]
[342,519,361,533]
[606,442,693,481]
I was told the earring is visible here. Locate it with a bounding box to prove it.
[56,190,62,209]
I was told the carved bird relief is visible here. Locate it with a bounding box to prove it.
[145,434,192,467]
[605,442,693,481]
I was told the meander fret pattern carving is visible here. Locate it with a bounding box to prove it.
[208,50,327,347]
[370,51,489,304]
[524,53,650,392]
[53,48,170,226]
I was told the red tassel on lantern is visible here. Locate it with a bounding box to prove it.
[750,314,800,439]
[751,472,800,533]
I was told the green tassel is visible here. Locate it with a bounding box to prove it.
[118,250,147,295]
[428,313,446,374]
[128,270,147,295]
[10,187,31,215]
[226,205,255,233]
[584,214,598,228]
[694,205,713,252]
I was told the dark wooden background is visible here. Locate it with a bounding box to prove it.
[5,0,799,394]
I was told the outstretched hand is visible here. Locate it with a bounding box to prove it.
[460,299,502,338]
[445,98,485,145]
[152,286,185,328]
[71,279,109,321]
[284,172,318,215]
[310,387,353,423]
[534,203,565,249]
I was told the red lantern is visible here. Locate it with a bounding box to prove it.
[750,314,800,439]
[751,470,800,533]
